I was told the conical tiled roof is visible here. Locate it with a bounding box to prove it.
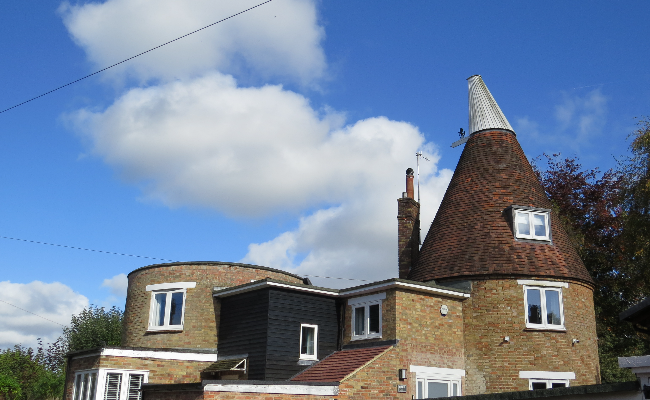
[408,77,593,285]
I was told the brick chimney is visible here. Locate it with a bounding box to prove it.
[397,168,420,279]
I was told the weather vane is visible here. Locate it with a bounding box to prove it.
[451,127,469,148]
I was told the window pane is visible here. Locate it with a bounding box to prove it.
[88,373,97,400]
[169,292,184,325]
[104,373,122,400]
[417,381,423,399]
[301,326,315,356]
[74,374,83,400]
[368,304,380,334]
[533,214,547,237]
[516,212,530,236]
[154,293,166,326]
[545,290,562,325]
[81,373,90,400]
[452,382,458,396]
[127,374,144,400]
[551,382,566,388]
[354,307,365,335]
[531,382,547,390]
[427,381,449,398]
[527,289,542,324]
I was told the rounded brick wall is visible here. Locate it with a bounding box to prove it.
[462,278,599,395]
[123,262,304,349]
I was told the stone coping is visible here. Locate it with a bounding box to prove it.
[436,381,638,399]
[127,261,305,282]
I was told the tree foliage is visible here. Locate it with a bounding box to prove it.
[63,305,123,353]
[0,305,123,399]
[535,117,650,383]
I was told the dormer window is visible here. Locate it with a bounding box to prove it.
[511,206,551,241]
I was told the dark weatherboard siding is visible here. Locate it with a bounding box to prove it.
[218,289,270,380]
[265,289,339,380]
[217,287,339,381]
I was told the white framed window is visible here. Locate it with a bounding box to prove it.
[523,285,565,330]
[348,293,385,340]
[411,366,464,399]
[73,370,98,400]
[512,208,550,241]
[520,371,574,390]
[146,282,195,331]
[299,324,318,360]
[73,369,148,400]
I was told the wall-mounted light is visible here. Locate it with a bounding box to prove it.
[399,369,407,380]
[504,336,510,343]
[572,338,580,345]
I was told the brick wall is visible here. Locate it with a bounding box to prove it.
[123,262,303,349]
[97,355,213,384]
[462,278,599,395]
[65,354,101,400]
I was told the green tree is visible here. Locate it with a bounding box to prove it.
[63,305,123,353]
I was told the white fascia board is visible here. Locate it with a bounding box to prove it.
[519,371,575,380]
[204,384,339,396]
[410,365,466,377]
[341,281,469,299]
[619,355,650,369]
[348,292,386,306]
[146,282,196,291]
[517,280,568,288]
[213,281,338,298]
[100,348,217,362]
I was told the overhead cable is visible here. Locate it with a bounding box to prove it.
[0,0,273,115]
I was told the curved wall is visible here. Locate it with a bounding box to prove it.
[122,262,303,349]
[462,278,599,395]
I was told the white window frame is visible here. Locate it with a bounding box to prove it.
[74,369,149,400]
[520,371,574,390]
[349,292,385,341]
[72,370,98,400]
[299,324,318,360]
[522,284,565,330]
[146,282,195,331]
[411,366,464,399]
[513,208,550,241]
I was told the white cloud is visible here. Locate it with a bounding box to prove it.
[59,0,326,85]
[102,273,128,297]
[554,89,607,144]
[66,72,452,285]
[0,281,88,350]
[61,0,454,287]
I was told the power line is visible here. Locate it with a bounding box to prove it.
[0,299,66,327]
[0,0,273,115]
[0,235,176,262]
[0,235,369,282]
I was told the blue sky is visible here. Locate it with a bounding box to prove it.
[1,0,648,349]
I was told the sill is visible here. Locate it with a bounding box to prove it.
[299,356,318,361]
[351,334,382,341]
[147,326,184,333]
[524,325,566,332]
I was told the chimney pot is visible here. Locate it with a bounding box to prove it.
[405,169,415,200]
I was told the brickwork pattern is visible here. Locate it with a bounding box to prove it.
[143,390,203,400]
[462,279,600,395]
[397,198,420,279]
[65,354,101,400]
[123,262,303,349]
[410,129,593,284]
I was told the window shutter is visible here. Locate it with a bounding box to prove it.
[104,373,122,400]
[127,374,144,400]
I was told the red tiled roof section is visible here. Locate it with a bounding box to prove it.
[409,129,593,285]
[291,346,391,382]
